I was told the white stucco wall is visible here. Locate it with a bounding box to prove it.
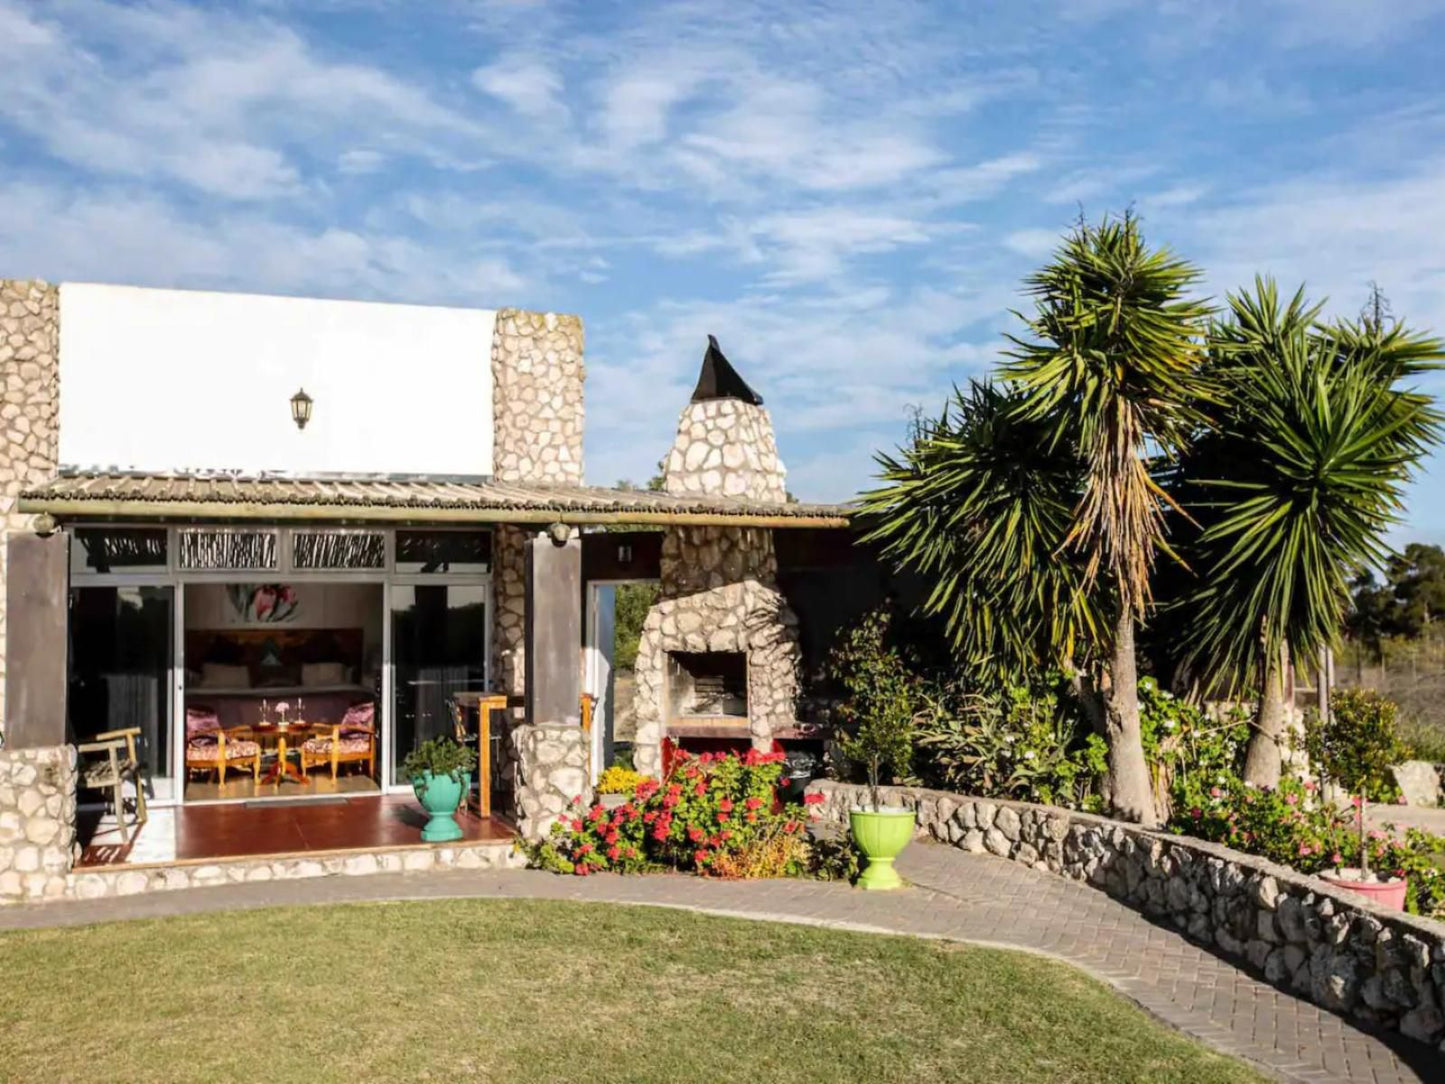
[57,284,496,477]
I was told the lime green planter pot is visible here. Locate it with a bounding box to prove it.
[849,808,916,890]
[413,770,468,843]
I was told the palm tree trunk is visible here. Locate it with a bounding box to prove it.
[1103,608,1158,827]
[1244,639,1288,788]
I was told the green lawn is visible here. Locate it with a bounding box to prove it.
[0,899,1265,1084]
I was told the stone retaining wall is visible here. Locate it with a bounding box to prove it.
[66,838,523,901]
[0,746,77,902]
[810,780,1445,1051]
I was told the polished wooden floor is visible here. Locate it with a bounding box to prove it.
[78,795,515,868]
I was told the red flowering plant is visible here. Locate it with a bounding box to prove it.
[529,792,653,876]
[530,748,828,879]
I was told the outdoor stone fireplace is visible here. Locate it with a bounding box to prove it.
[632,339,801,777]
[666,650,748,722]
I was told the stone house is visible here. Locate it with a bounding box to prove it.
[0,280,872,903]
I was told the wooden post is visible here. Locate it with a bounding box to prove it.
[5,531,70,748]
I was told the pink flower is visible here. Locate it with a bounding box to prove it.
[1331,852,1343,865]
[606,845,620,860]
[1209,787,1223,798]
[1284,794,1298,806]
[1298,843,1313,857]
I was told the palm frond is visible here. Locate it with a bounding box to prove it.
[858,381,1098,683]
[1000,212,1214,615]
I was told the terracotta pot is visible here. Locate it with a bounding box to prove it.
[1320,871,1408,911]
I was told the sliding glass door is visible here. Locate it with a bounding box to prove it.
[69,585,175,797]
[389,584,488,786]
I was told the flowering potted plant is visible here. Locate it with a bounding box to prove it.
[830,610,919,890]
[1306,690,1408,910]
[401,737,477,843]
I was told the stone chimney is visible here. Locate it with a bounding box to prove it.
[632,337,801,778]
[663,336,786,503]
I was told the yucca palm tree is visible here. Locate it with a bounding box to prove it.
[1178,279,1443,786]
[1001,214,1213,826]
[861,381,1096,685]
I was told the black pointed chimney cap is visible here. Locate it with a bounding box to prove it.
[690,335,764,406]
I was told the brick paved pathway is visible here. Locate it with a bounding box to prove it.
[1,843,1438,1083]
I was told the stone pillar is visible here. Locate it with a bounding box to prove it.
[0,280,60,741]
[513,724,589,841]
[490,307,585,487]
[489,309,585,799]
[0,745,77,902]
[4,531,69,749]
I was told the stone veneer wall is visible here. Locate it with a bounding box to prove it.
[0,280,60,738]
[0,746,77,902]
[811,780,1445,1051]
[632,526,800,777]
[663,399,786,502]
[489,309,585,801]
[63,838,523,902]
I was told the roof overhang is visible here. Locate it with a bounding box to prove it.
[20,473,853,529]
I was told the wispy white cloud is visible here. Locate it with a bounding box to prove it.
[471,56,568,122]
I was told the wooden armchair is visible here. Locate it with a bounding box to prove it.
[77,727,148,844]
[184,725,262,786]
[300,703,377,781]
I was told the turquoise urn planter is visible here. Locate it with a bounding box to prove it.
[413,769,467,842]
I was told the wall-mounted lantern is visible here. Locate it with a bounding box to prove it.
[290,387,313,430]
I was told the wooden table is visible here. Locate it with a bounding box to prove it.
[447,693,598,819]
[253,724,310,787]
[451,693,512,818]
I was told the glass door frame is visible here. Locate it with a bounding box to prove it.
[68,573,180,802]
[384,573,492,795]
[67,523,494,806]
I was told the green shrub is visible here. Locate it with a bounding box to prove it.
[1305,688,1403,802]
[828,608,922,809]
[915,681,1106,810]
[1167,773,1445,917]
[400,736,476,781]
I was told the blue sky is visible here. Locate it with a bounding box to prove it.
[2,0,1444,542]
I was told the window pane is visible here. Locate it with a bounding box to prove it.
[177,529,278,571]
[71,528,168,574]
[292,530,385,570]
[395,530,490,574]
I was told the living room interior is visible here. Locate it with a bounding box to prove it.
[182,581,382,802]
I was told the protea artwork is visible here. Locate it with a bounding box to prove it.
[226,583,300,624]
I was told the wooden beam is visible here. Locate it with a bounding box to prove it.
[18,496,851,529]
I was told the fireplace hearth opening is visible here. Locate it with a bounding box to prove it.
[666,650,748,721]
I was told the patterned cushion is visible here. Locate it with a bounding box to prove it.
[186,737,259,761]
[302,735,372,756]
[341,702,375,730]
[186,707,221,737]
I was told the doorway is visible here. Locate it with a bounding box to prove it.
[180,582,383,802]
[585,579,659,779]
